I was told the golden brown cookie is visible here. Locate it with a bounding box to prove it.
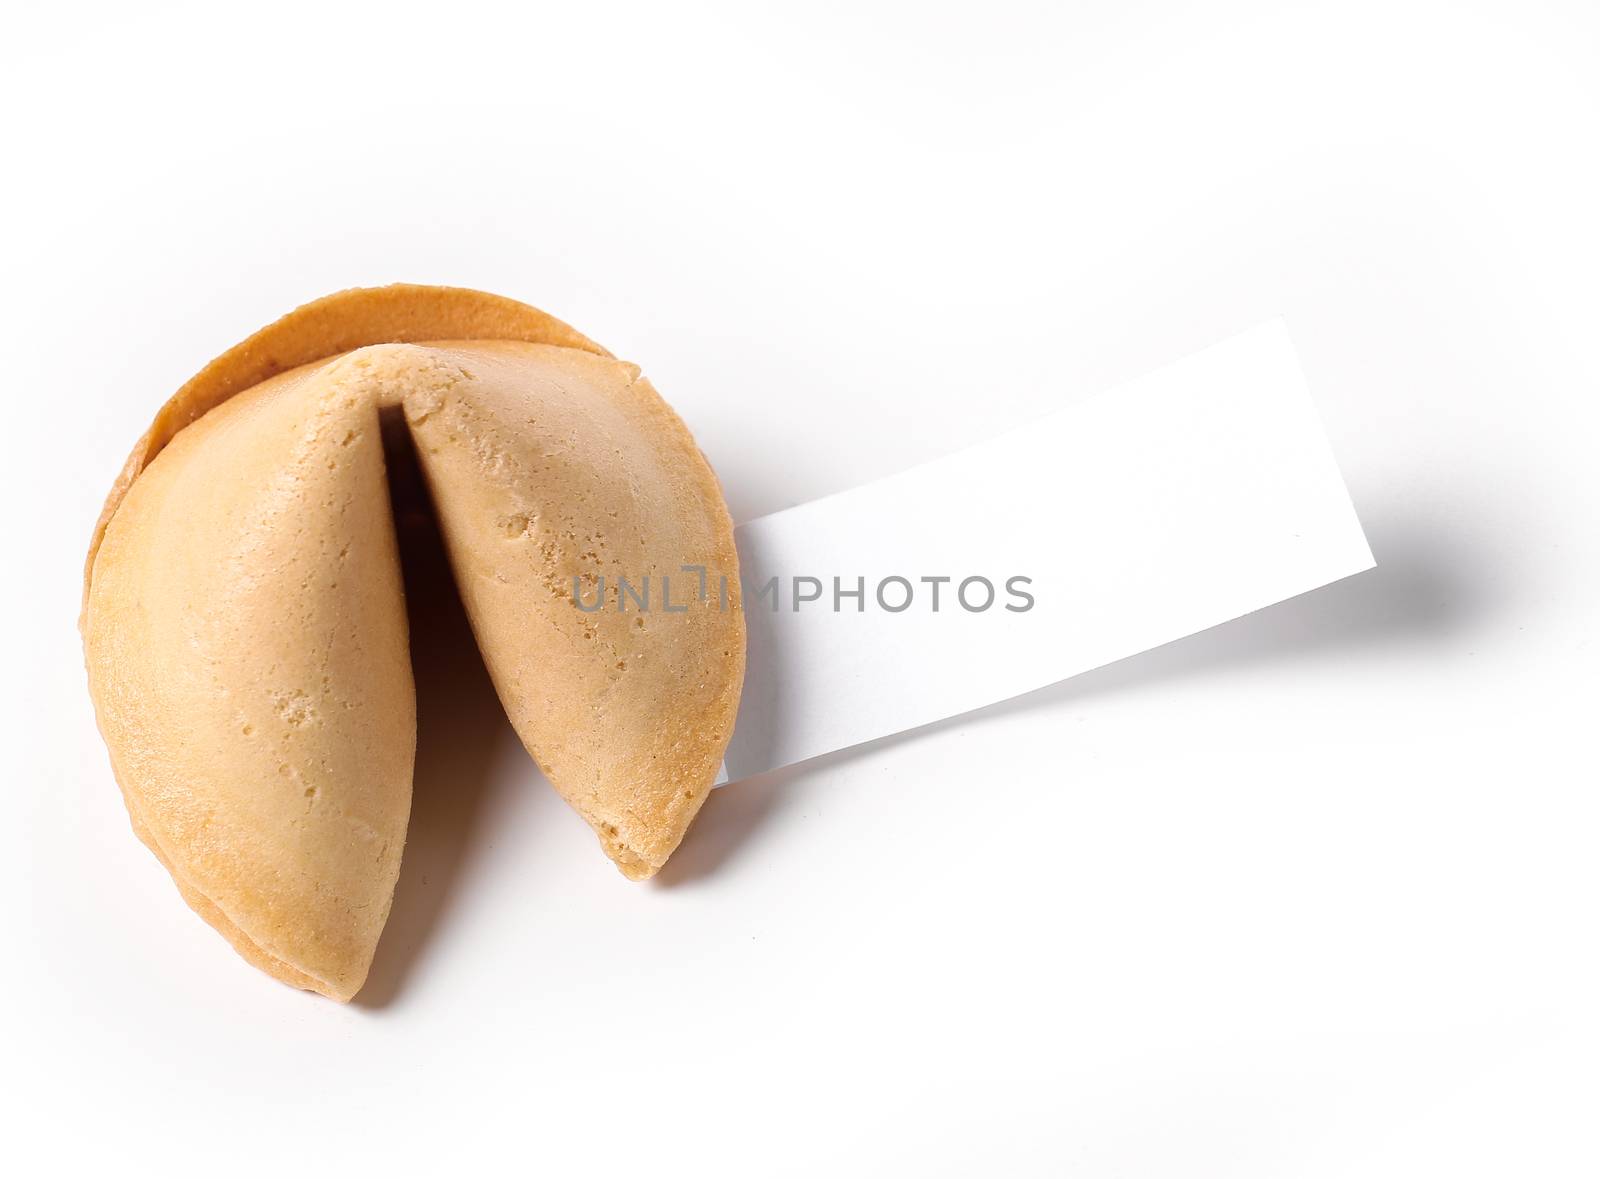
[82,287,745,999]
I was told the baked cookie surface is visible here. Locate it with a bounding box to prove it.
[82,287,745,999]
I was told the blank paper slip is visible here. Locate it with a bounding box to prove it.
[723,321,1375,781]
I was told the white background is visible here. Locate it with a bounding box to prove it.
[5,2,1597,1175]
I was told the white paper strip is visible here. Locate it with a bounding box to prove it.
[721,320,1374,782]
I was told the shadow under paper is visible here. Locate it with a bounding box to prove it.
[658,508,1486,886]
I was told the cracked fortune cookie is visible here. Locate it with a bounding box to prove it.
[81,285,745,1000]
